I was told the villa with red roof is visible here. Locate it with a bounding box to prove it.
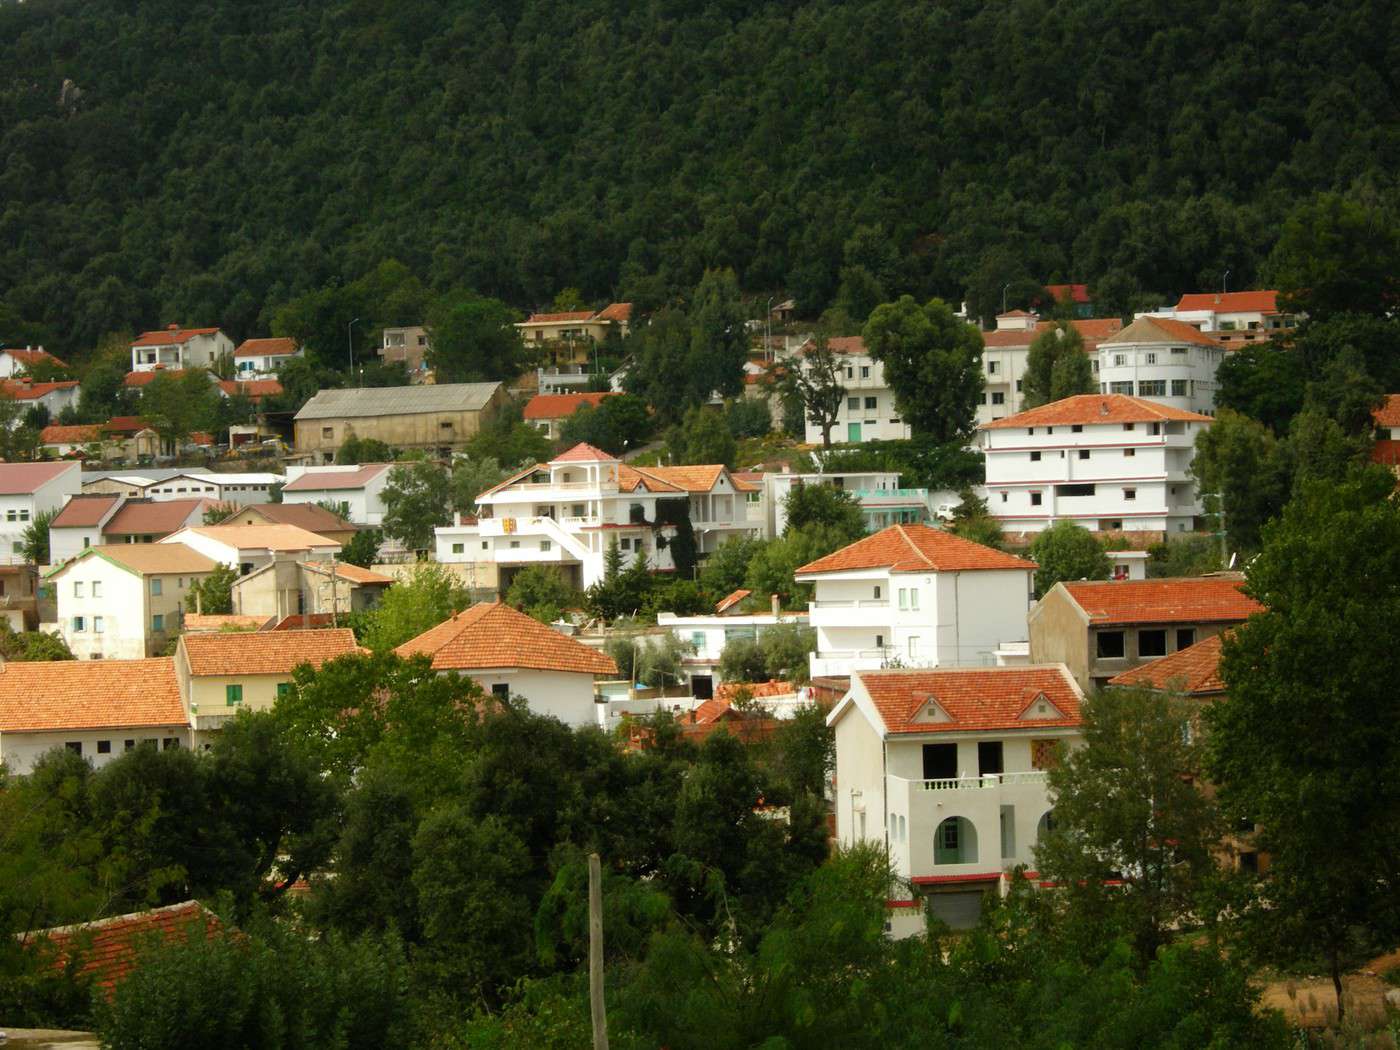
[435,442,762,591]
[0,461,82,565]
[130,325,234,373]
[522,390,620,440]
[233,336,300,378]
[1096,316,1227,415]
[281,463,395,525]
[0,346,68,378]
[827,664,1086,932]
[1146,290,1299,349]
[977,394,1214,538]
[794,523,1037,678]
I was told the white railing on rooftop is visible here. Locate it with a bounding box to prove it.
[904,772,1049,791]
[811,598,890,609]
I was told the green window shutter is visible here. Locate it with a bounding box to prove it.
[226,684,243,705]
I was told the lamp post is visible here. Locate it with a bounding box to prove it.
[347,317,361,375]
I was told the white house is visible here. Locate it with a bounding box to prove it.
[0,461,82,564]
[51,496,215,563]
[232,337,300,378]
[85,472,282,505]
[828,664,1085,930]
[1144,290,1298,350]
[48,543,219,660]
[160,524,341,576]
[1,378,80,422]
[0,657,190,773]
[435,443,761,591]
[395,601,618,727]
[979,314,1125,425]
[130,326,234,373]
[796,336,910,444]
[977,394,1213,538]
[0,347,67,378]
[282,464,394,526]
[657,596,807,697]
[793,523,1037,678]
[761,470,933,535]
[1096,316,1225,415]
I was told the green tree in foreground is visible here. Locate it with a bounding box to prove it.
[361,562,470,651]
[380,458,450,551]
[1022,322,1095,408]
[1191,409,1290,554]
[862,295,984,443]
[336,435,395,464]
[1028,520,1110,595]
[191,564,239,615]
[0,623,74,661]
[505,565,578,623]
[21,508,56,565]
[782,482,866,543]
[339,528,382,569]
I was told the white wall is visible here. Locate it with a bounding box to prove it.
[456,667,600,728]
[0,728,190,774]
[54,556,146,659]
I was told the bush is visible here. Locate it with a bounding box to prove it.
[719,637,767,683]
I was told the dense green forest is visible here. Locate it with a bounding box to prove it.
[0,0,1396,358]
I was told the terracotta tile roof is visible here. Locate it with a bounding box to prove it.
[267,613,337,631]
[104,415,152,433]
[59,542,219,577]
[1044,283,1090,304]
[617,464,682,493]
[1103,315,1218,348]
[1173,290,1279,314]
[51,494,121,528]
[712,679,795,706]
[1059,577,1261,626]
[0,657,186,732]
[396,601,618,675]
[979,393,1213,430]
[233,337,297,358]
[622,464,757,494]
[131,326,221,347]
[179,524,342,553]
[0,461,76,494]
[523,391,617,419]
[40,423,102,445]
[123,368,199,388]
[715,588,751,614]
[523,310,595,324]
[181,628,358,676]
[1373,394,1400,428]
[983,318,1125,351]
[855,665,1083,735]
[226,503,354,533]
[217,378,283,400]
[189,431,213,446]
[0,379,78,400]
[551,442,619,464]
[29,901,223,995]
[184,613,270,632]
[1109,632,1228,695]
[282,464,392,492]
[2,347,68,368]
[593,302,633,323]
[302,560,394,585]
[104,498,214,537]
[796,523,1035,576]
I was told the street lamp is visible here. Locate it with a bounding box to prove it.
[347,317,361,374]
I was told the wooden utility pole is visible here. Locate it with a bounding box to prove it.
[588,851,609,1050]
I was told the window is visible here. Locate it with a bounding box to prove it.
[987,360,999,374]
[1001,805,1016,858]
[451,542,464,554]
[908,635,919,657]
[65,741,82,756]
[619,538,632,552]
[72,616,85,632]
[1071,424,1083,433]
[1138,380,1166,396]
[92,581,102,598]
[277,682,290,699]
[847,396,860,410]
[163,738,179,750]
[922,743,957,780]
[226,684,243,705]
[1109,381,1134,394]
[864,396,877,411]
[691,631,705,650]
[991,392,1005,405]
[845,367,854,380]
[491,683,510,699]
[1096,631,1125,658]
[874,633,884,649]
[5,510,13,522]
[872,585,881,600]
[509,540,520,549]
[860,365,870,378]
[1171,379,1188,396]
[152,613,164,631]
[124,739,136,752]
[481,541,489,550]
[1113,354,1126,366]
[1145,352,1157,364]
[97,740,111,754]
[540,540,552,551]
[151,578,162,596]
[1078,449,1090,460]
[979,741,1004,776]
[1176,628,1196,650]
[1171,347,1188,356]
[322,427,333,439]
[1124,448,1135,458]
[1030,450,1041,462]
[1015,379,1023,392]
[1058,483,1095,497]
[1030,491,1043,506]
[1123,487,1136,501]
[1000,491,1008,502]
[74,581,84,598]
[19,509,28,522]
[1138,629,1167,658]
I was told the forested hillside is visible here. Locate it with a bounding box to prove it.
[0,0,1396,357]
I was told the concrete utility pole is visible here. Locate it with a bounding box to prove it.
[347,317,361,373]
[588,852,609,1050]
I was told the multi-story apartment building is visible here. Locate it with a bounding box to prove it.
[978,314,1124,425]
[1096,316,1225,415]
[0,461,82,564]
[1146,290,1298,350]
[798,337,910,444]
[793,523,1036,678]
[282,463,394,525]
[828,665,1086,931]
[434,442,762,591]
[129,326,234,373]
[977,394,1213,537]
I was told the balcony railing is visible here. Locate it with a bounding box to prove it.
[811,598,890,609]
[845,488,929,501]
[912,771,1048,791]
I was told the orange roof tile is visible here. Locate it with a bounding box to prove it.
[0,657,186,732]
[1373,394,1400,428]
[551,442,619,464]
[184,613,270,632]
[224,503,354,533]
[104,498,215,537]
[267,613,337,631]
[131,326,221,347]
[981,318,1125,351]
[233,337,298,358]
[1109,632,1228,694]
[181,628,358,676]
[103,415,152,433]
[396,601,618,675]
[302,561,394,585]
[40,423,102,445]
[796,523,1035,576]
[1102,315,1218,348]
[180,524,342,553]
[1044,283,1090,304]
[0,461,77,494]
[523,310,595,324]
[593,302,633,323]
[0,379,78,400]
[715,588,752,614]
[979,394,1213,430]
[523,391,617,419]
[1173,290,1279,314]
[217,378,283,400]
[855,665,1083,735]
[50,494,122,528]
[61,543,219,577]
[2,347,68,368]
[1059,577,1261,626]
[282,464,392,492]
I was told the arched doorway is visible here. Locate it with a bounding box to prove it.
[934,816,978,865]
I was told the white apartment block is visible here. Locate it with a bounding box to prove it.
[978,312,1125,426]
[977,394,1213,537]
[435,443,762,591]
[798,337,910,444]
[281,464,394,525]
[130,326,234,373]
[828,665,1085,931]
[1097,316,1225,415]
[0,461,81,564]
[793,523,1036,679]
[761,471,932,535]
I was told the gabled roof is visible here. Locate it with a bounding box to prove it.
[175,524,341,553]
[233,337,298,358]
[1373,394,1400,428]
[123,368,205,388]
[1044,283,1090,304]
[0,379,78,401]
[979,394,1213,430]
[982,317,1125,351]
[1173,290,1279,314]
[1057,577,1261,626]
[217,378,283,400]
[131,326,222,347]
[1109,632,1228,695]
[593,302,633,323]
[51,542,218,578]
[225,502,355,533]
[301,561,394,585]
[522,310,595,324]
[1102,315,1218,348]
[715,588,752,614]
[0,461,77,494]
[2,347,68,368]
[551,442,618,464]
[622,463,758,494]
[282,463,392,492]
[181,628,359,676]
[846,666,1084,735]
[50,494,122,528]
[103,497,214,537]
[41,423,103,444]
[523,392,617,419]
[396,601,618,675]
[293,383,502,421]
[184,613,270,632]
[795,524,1035,577]
[104,415,153,433]
[0,657,186,732]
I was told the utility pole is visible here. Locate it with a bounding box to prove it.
[347,317,361,374]
[588,852,609,1050]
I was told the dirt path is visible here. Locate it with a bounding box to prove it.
[1256,953,1400,1030]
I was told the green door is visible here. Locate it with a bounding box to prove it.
[847,422,862,442]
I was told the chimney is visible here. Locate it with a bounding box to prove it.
[771,593,780,617]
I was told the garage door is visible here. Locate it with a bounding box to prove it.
[927,889,985,930]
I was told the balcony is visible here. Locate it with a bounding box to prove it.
[811,598,890,609]
[846,487,929,505]
[910,771,1047,792]
[809,648,889,677]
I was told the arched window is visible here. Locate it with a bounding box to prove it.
[1037,809,1056,844]
[934,816,978,865]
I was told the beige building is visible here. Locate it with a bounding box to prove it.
[175,629,359,745]
[231,558,393,621]
[216,503,360,546]
[292,383,507,461]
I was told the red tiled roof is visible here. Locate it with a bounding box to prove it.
[131,326,221,347]
[41,424,102,445]
[181,628,359,676]
[0,461,76,494]
[1173,290,1279,314]
[979,394,1213,430]
[51,494,122,528]
[981,318,1124,351]
[523,391,617,420]
[233,337,297,358]
[1103,315,1218,348]
[855,665,1083,735]
[28,901,223,996]
[551,442,618,464]
[0,657,186,732]
[225,503,354,533]
[1109,632,1228,695]
[3,347,68,368]
[396,601,618,675]
[998,309,1037,318]
[523,310,595,324]
[302,560,394,585]
[217,378,283,400]
[0,379,78,400]
[1044,283,1090,304]
[1373,394,1400,428]
[282,464,391,492]
[593,302,633,323]
[715,588,752,614]
[267,613,337,631]
[1059,577,1261,626]
[713,679,794,705]
[184,613,270,632]
[796,524,1035,576]
[104,498,214,537]
[622,463,758,493]
[104,415,152,434]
